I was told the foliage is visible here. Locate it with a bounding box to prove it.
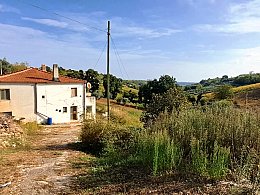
[138,75,176,105]
[122,80,147,89]
[0,58,28,74]
[122,86,139,103]
[21,122,42,136]
[79,97,260,189]
[215,85,234,100]
[103,74,123,99]
[141,87,189,126]
[80,119,110,155]
[233,73,260,86]
[85,69,100,92]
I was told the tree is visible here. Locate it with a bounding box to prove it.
[0,58,12,74]
[0,58,28,75]
[103,74,123,99]
[215,85,234,100]
[85,69,100,92]
[138,75,176,105]
[141,86,188,126]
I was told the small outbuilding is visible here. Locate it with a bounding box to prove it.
[0,64,96,124]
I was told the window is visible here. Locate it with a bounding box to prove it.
[63,107,67,113]
[71,88,77,97]
[0,89,10,100]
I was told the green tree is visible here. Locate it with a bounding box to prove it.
[0,58,12,74]
[215,85,234,100]
[103,74,123,99]
[138,75,176,105]
[85,69,100,92]
[141,87,188,126]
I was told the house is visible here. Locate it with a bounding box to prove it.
[0,64,96,124]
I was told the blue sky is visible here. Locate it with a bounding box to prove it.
[0,0,260,82]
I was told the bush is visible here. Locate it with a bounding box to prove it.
[80,118,137,156]
[215,85,234,100]
[80,119,110,155]
[141,87,189,126]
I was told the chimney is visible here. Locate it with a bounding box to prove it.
[41,64,47,72]
[52,64,60,82]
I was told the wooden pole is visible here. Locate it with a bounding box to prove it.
[107,21,110,121]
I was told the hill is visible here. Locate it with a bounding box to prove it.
[233,83,260,108]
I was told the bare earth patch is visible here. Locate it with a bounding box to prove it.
[0,124,84,195]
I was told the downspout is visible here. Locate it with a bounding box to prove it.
[83,82,86,120]
[34,83,38,121]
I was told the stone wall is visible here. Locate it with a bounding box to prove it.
[0,115,23,148]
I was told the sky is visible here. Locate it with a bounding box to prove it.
[0,0,260,82]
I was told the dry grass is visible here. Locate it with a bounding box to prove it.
[233,83,260,93]
[97,98,143,128]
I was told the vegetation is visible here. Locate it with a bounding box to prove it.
[0,58,28,74]
[138,75,176,105]
[80,81,260,192]
[141,87,189,126]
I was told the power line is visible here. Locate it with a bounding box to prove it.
[111,41,124,78]
[111,36,130,79]
[17,0,107,33]
[93,42,107,70]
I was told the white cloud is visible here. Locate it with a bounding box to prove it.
[0,4,20,13]
[0,23,103,70]
[22,17,68,28]
[113,26,181,39]
[194,0,260,34]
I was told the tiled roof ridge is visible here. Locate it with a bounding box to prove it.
[0,68,32,78]
[31,67,86,83]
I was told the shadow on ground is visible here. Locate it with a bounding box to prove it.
[63,143,234,194]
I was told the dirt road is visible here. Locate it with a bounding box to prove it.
[0,124,83,195]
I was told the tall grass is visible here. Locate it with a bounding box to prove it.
[81,104,260,181]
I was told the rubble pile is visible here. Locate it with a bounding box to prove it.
[0,115,23,148]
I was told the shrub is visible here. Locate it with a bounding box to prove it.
[141,87,189,126]
[215,85,234,100]
[80,119,110,155]
[22,122,42,136]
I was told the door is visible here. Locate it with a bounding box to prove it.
[70,106,78,120]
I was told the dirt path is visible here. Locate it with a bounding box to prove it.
[1,124,83,195]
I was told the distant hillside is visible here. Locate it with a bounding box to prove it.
[177,82,196,86]
[203,82,260,108]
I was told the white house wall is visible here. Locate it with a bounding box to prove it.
[86,96,96,119]
[36,83,85,124]
[0,84,36,121]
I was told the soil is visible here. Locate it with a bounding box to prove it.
[0,124,83,195]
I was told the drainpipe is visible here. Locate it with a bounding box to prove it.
[83,82,86,120]
[34,83,38,121]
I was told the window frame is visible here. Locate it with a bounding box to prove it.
[71,88,77,97]
[0,89,10,100]
[63,107,67,113]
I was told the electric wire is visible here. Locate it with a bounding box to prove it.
[17,0,107,33]
[111,41,124,79]
[93,42,107,70]
[111,36,130,79]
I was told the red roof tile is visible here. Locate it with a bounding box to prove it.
[0,68,85,84]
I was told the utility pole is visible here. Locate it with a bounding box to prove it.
[107,21,110,121]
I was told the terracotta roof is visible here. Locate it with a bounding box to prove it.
[0,68,85,84]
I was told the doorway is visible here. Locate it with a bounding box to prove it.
[70,106,78,120]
